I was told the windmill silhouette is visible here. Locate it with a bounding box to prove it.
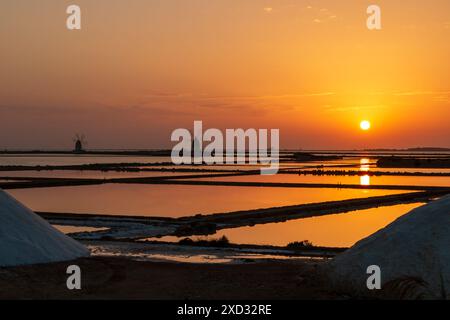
[72,134,87,153]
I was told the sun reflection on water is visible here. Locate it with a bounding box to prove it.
[360,158,371,186]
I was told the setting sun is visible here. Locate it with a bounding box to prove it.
[360,120,371,131]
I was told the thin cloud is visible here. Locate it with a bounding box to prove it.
[324,105,386,112]
[393,91,450,96]
[201,92,335,101]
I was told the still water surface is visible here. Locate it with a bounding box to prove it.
[155,203,424,247]
[8,184,408,217]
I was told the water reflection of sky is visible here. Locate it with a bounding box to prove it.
[154,203,425,247]
[7,184,407,217]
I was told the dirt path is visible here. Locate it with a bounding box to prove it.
[0,257,338,299]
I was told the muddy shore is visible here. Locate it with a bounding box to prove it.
[0,257,338,300]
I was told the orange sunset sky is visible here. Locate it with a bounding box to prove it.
[1,0,449,150]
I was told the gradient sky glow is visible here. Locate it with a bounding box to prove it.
[1,0,449,149]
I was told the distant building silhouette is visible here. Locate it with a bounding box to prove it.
[73,134,87,153]
[74,139,83,153]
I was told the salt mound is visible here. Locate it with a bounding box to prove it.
[0,189,90,267]
[327,195,450,299]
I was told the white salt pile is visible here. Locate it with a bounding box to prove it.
[0,189,90,267]
[327,195,450,299]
